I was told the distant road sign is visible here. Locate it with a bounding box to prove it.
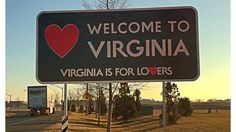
[82,92,92,100]
[36,6,199,83]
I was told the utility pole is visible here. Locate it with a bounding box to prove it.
[7,94,12,102]
[6,94,12,109]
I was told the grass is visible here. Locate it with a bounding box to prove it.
[163,110,230,132]
[44,109,230,132]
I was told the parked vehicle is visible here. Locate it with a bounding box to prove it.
[27,86,56,116]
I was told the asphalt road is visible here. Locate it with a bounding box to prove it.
[6,111,62,132]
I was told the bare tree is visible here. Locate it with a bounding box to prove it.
[82,1,151,131]
[83,0,129,10]
[68,89,76,100]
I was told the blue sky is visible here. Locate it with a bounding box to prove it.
[6,0,230,101]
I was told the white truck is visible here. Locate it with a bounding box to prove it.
[27,86,56,116]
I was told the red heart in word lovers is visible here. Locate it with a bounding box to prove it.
[44,24,79,58]
[149,67,157,75]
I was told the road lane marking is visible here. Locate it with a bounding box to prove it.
[7,112,62,126]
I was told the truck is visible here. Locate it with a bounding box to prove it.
[27,85,56,116]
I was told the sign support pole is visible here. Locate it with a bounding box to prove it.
[98,86,101,126]
[64,83,68,115]
[62,83,68,132]
[162,82,167,132]
[107,83,112,132]
[86,83,89,115]
[62,87,63,113]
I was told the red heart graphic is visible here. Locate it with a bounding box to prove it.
[149,67,157,75]
[44,24,79,58]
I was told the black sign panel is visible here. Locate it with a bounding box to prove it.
[37,7,199,83]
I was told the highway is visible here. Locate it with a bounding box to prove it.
[6,110,62,132]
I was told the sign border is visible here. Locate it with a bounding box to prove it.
[36,6,200,84]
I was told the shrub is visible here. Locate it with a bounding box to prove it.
[112,84,141,121]
[79,105,83,113]
[208,107,211,113]
[159,82,180,125]
[71,104,76,112]
[177,97,193,116]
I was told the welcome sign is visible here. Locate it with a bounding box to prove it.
[36,7,199,83]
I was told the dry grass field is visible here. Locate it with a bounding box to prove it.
[44,109,230,132]
[159,110,230,132]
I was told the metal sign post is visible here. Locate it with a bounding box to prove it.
[86,83,89,115]
[62,83,68,132]
[97,86,101,126]
[162,82,167,132]
[61,87,63,111]
[64,83,68,115]
[107,83,112,132]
